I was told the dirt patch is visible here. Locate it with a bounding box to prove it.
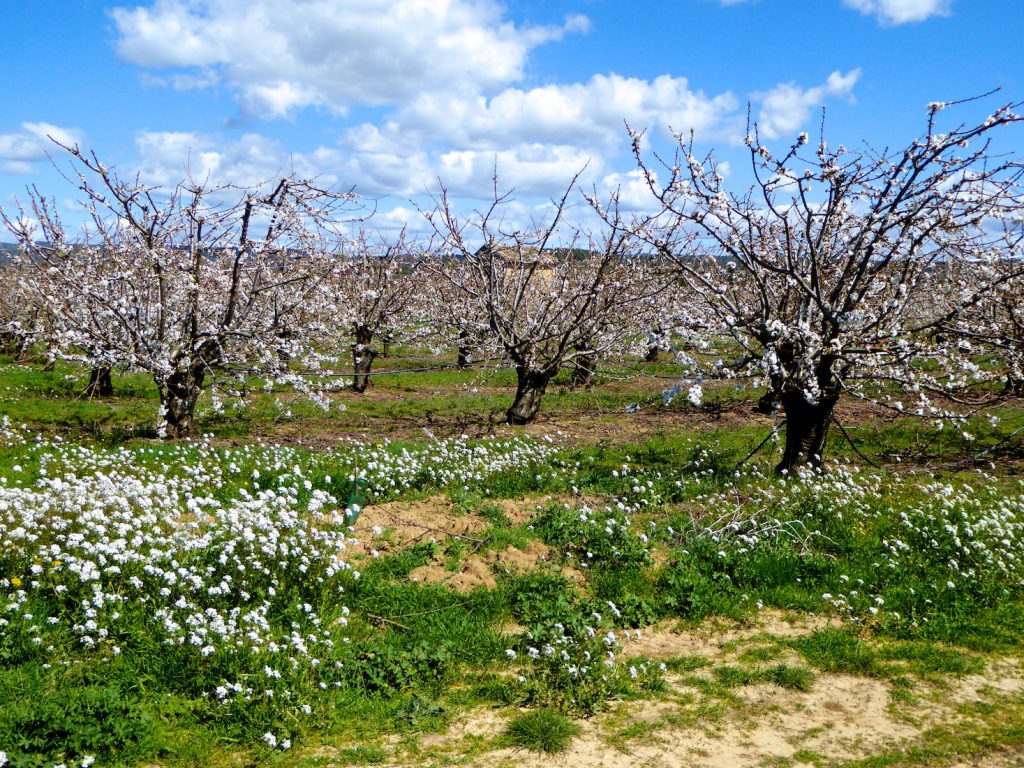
[416,708,507,752]
[398,655,1024,768]
[345,496,488,558]
[492,497,550,525]
[408,538,568,593]
[729,674,917,761]
[620,609,841,661]
[410,557,497,592]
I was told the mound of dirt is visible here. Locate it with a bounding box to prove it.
[408,538,586,593]
[351,496,487,550]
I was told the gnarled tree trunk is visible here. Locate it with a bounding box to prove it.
[156,364,206,439]
[776,390,839,474]
[571,346,596,388]
[457,328,472,369]
[507,366,554,425]
[85,366,113,398]
[644,325,663,363]
[755,388,781,415]
[0,331,18,356]
[14,336,34,363]
[352,325,378,394]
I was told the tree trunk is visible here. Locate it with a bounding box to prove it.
[276,327,294,366]
[571,347,596,388]
[156,366,205,439]
[644,325,663,363]
[352,326,377,393]
[507,366,554,424]
[85,366,113,398]
[755,388,780,415]
[1004,375,1024,397]
[0,331,18,355]
[776,391,839,474]
[457,328,472,369]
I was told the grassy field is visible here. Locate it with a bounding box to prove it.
[1,354,1024,768]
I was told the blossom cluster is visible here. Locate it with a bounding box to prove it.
[0,428,562,757]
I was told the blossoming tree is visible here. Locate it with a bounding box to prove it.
[319,230,422,393]
[425,180,666,424]
[2,143,360,437]
[633,96,1024,472]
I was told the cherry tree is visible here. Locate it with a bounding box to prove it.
[931,229,1024,398]
[2,144,359,437]
[426,181,665,424]
[0,261,48,365]
[418,256,495,369]
[633,96,1024,472]
[319,231,422,393]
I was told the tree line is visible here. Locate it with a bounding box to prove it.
[2,96,1023,472]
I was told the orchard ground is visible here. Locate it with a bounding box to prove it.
[2,349,1024,768]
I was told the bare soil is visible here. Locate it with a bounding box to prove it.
[381,611,1024,768]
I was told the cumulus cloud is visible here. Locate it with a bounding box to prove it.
[0,122,85,174]
[123,64,855,205]
[755,69,862,139]
[842,0,952,25]
[337,73,740,198]
[396,74,739,150]
[111,0,588,117]
[132,130,342,189]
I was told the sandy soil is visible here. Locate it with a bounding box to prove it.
[340,493,586,591]
[377,611,1024,768]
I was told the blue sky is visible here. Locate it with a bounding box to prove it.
[2,0,1022,233]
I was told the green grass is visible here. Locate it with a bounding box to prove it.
[0,355,1023,765]
[712,662,814,692]
[501,709,582,754]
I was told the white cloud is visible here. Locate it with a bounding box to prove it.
[121,66,848,205]
[0,122,85,174]
[842,0,951,25]
[396,74,739,150]
[598,169,662,213]
[132,130,342,189]
[337,73,740,198]
[755,69,862,139]
[111,0,588,117]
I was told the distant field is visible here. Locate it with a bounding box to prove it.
[1,355,1024,767]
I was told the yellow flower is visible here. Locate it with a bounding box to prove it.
[9,576,21,587]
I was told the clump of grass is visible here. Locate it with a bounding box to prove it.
[762,663,815,691]
[880,642,983,677]
[791,628,882,676]
[338,744,389,764]
[712,663,814,692]
[713,665,761,688]
[662,654,711,673]
[503,709,582,754]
